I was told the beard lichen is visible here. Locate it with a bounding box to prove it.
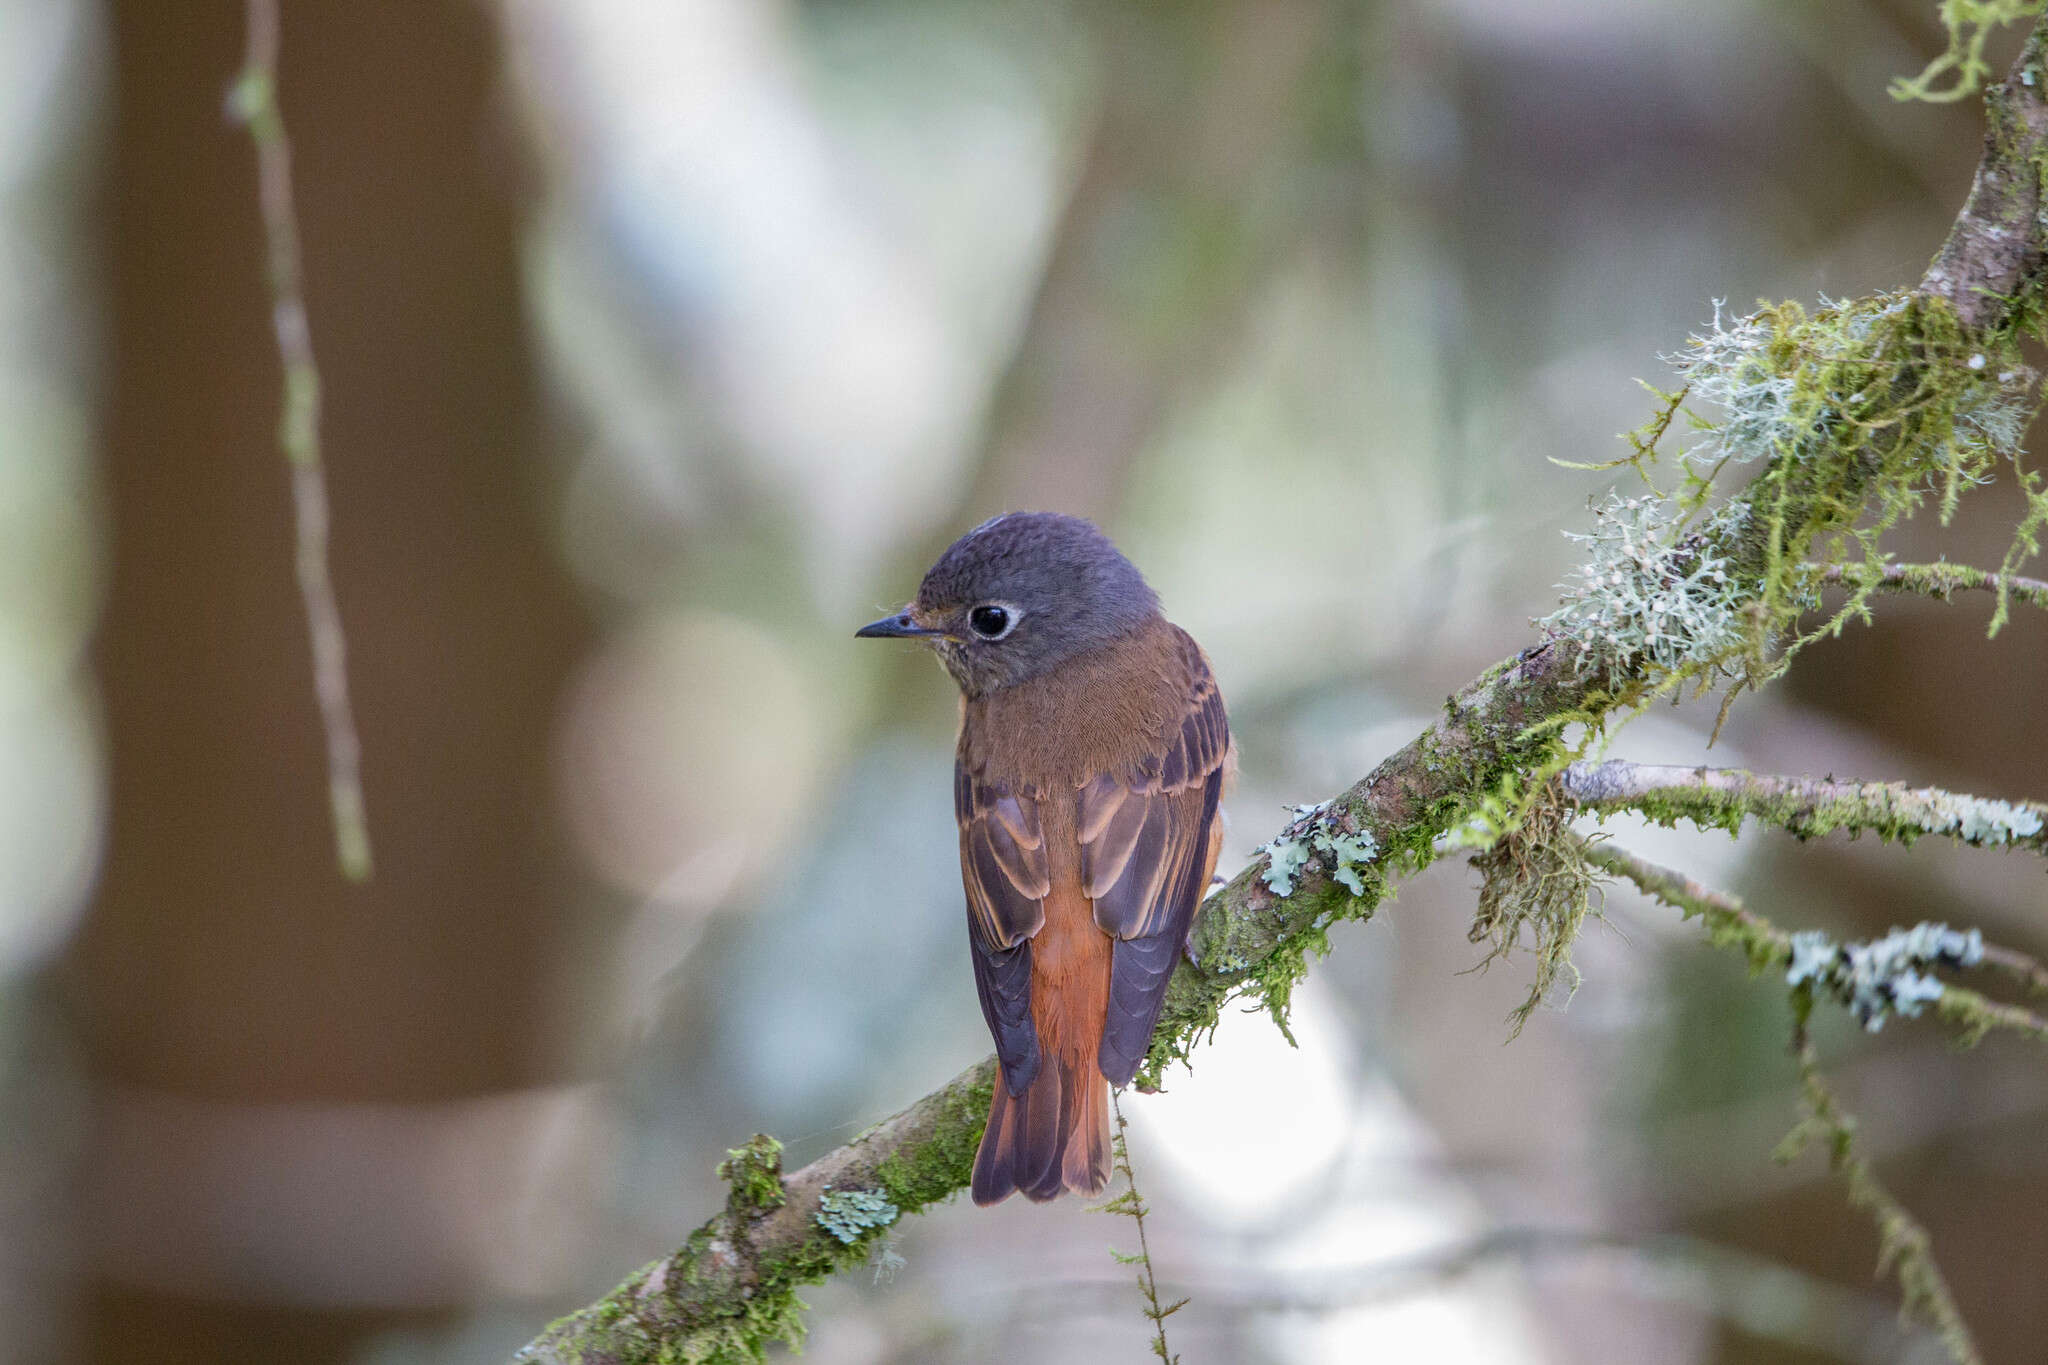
[1544,292,2044,712]
[1540,494,1749,692]
[1456,776,1602,1038]
[1674,294,2040,641]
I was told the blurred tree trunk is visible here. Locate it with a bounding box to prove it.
[67,2,595,1360]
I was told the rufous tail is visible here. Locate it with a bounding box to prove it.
[971,1051,1111,1205]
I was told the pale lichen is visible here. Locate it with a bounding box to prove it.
[1256,803,1380,897]
[814,1187,899,1245]
[1786,922,1985,1031]
[1923,792,2047,843]
[1544,291,2044,705]
[1674,296,2033,479]
[1539,494,1747,689]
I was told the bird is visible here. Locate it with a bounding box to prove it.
[856,512,1231,1204]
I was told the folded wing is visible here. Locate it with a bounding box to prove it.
[955,764,1049,1095]
[1079,633,1230,1086]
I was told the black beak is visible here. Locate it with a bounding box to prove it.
[855,611,937,640]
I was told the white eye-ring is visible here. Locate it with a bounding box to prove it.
[967,601,1020,640]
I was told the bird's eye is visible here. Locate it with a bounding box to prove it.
[968,604,1012,639]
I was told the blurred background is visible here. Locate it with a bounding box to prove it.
[0,0,2042,1361]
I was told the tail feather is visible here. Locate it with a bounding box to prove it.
[1061,1062,1111,1195]
[972,1054,1111,1205]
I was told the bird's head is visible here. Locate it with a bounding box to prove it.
[855,512,1160,697]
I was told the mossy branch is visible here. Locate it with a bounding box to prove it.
[515,1059,994,1365]
[514,17,2048,1363]
[1784,999,1985,1365]
[1585,836,2045,1364]
[1821,559,2048,614]
[1559,760,2048,855]
[1582,838,2048,1044]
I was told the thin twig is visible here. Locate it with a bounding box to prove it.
[1577,837,1790,962]
[1100,1092,1184,1364]
[1784,999,1983,1365]
[1582,838,2048,1045]
[1561,760,2048,858]
[1977,941,2048,998]
[1821,560,2048,614]
[1585,838,1991,1363]
[229,0,373,880]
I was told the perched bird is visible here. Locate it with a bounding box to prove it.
[856,513,1231,1203]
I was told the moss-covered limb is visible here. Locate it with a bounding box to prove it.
[514,1058,995,1365]
[1598,20,2048,683]
[1142,636,1612,1083]
[1781,1001,1984,1365]
[1559,760,2048,855]
[1578,839,1792,971]
[1821,560,2048,613]
[1566,841,2000,1363]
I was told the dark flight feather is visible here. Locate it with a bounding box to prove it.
[957,772,1049,1096]
[1085,639,1230,1085]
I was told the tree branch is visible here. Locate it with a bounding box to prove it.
[1822,560,2048,613]
[1784,1006,1984,1365]
[1559,760,2048,856]
[1584,833,2048,1365]
[516,18,2048,1364]
[1582,838,2048,1045]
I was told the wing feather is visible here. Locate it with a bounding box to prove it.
[1083,637,1231,1085]
[957,766,1050,1095]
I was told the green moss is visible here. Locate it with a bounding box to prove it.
[715,1136,786,1217]
[1462,780,1599,1036]
[873,1069,993,1210]
[1137,688,1577,1090]
[1712,294,2037,643]
[1890,0,2045,103]
[1539,291,2043,737]
[1934,982,2048,1045]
